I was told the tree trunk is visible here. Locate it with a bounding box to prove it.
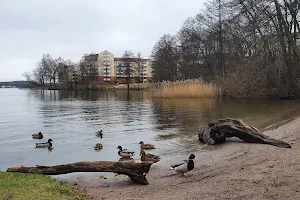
[274,0,300,60]
[198,118,291,148]
[7,161,153,185]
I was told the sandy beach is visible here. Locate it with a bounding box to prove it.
[54,117,300,200]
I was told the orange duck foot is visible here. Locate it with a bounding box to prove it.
[181,173,189,177]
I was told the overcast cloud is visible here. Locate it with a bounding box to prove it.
[0,0,205,81]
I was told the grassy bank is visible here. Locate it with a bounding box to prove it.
[42,83,153,90]
[0,172,86,200]
[151,79,219,98]
[115,83,153,89]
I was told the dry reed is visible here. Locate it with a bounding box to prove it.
[151,79,219,98]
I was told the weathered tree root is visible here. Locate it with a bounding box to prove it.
[198,118,291,148]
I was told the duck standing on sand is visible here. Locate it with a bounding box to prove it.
[139,141,155,149]
[32,132,43,139]
[95,130,103,138]
[36,139,53,148]
[117,146,135,158]
[170,154,196,177]
[140,150,160,163]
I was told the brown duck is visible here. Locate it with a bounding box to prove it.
[140,150,160,163]
[139,141,155,149]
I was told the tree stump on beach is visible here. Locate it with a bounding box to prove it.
[198,118,291,148]
[7,161,152,185]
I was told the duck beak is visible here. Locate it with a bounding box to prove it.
[193,158,196,163]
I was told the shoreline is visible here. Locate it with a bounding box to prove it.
[53,117,300,200]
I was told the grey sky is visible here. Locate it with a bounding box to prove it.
[0,0,205,81]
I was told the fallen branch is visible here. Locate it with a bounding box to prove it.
[198,118,291,148]
[7,161,152,185]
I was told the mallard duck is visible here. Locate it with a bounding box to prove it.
[95,130,103,138]
[170,154,196,177]
[117,146,134,158]
[36,139,53,148]
[140,150,160,163]
[139,141,155,149]
[32,132,43,139]
[94,143,103,150]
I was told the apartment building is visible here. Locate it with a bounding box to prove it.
[80,50,152,84]
[114,57,152,84]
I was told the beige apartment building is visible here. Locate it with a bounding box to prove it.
[80,50,152,84]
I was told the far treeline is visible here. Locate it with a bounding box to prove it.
[23,51,144,90]
[151,0,300,98]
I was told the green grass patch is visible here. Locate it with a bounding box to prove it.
[0,172,87,200]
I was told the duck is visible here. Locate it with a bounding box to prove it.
[139,141,155,149]
[117,145,135,158]
[36,139,53,148]
[32,132,43,139]
[140,150,160,163]
[170,154,196,177]
[95,130,103,138]
[94,143,103,150]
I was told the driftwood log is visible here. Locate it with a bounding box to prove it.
[198,118,291,148]
[7,161,152,185]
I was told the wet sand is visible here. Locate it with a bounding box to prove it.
[53,118,300,200]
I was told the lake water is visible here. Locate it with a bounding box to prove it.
[1,88,300,171]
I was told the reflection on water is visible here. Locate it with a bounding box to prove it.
[1,88,300,170]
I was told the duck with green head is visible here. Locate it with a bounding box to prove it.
[170,154,196,177]
[117,146,135,158]
[36,139,53,148]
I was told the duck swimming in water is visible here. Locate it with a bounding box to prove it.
[94,143,103,150]
[32,132,43,139]
[117,145,135,158]
[95,130,103,138]
[170,154,196,177]
[36,139,53,148]
[139,141,155,149]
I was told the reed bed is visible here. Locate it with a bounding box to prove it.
[151,79,219,98]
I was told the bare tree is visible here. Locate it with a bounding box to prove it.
[122,50,135,89]
[151,34,179,82]
[22,72,32,82]
[136,52,143,83]
[151,0,300,97]
[40,54,58,87]
[78,58,98,89]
